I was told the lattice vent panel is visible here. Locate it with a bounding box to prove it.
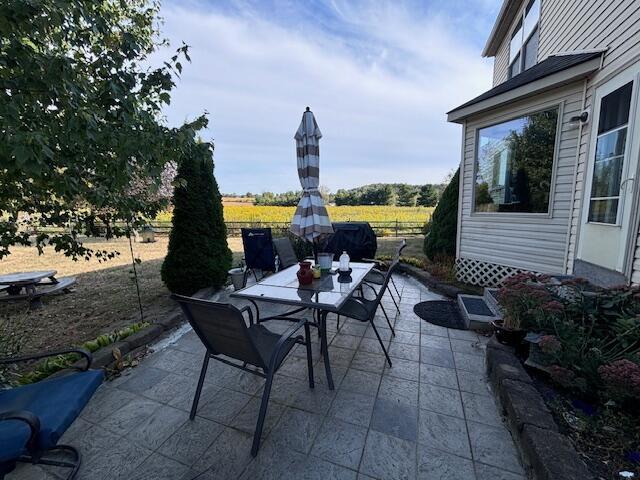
[455,257,531,287]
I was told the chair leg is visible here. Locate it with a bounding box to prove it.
[390,275,400,298]
[379,303,395,336]
[336,314,340,331]
[387,285,400,313]
[190,352,210,420]
[370,320,392,368]
[252,371,275,456]
[304,323,314,389]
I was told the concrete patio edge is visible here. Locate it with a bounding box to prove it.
[397,263,463,298]
[485,336,594,480]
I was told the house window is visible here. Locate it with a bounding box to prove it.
[588,82,633,224]
[474,107,559,213]
[509,0,540,78]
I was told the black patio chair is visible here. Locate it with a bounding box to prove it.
[171,294,314,456]
[334,257,400,368]
[273,237,298,269]
[241,228,276,286]
[364,239,407,313]
[0,349,104,479]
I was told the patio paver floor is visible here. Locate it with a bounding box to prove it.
[8,274,524,480]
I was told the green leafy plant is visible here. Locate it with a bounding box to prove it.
[161,141,232,295]
[424,168,459,260]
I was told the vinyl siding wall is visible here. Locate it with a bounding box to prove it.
[458,83,584,274]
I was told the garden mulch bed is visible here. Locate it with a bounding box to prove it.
[531,374,640,480]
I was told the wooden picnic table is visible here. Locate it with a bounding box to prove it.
[0,270,76,307]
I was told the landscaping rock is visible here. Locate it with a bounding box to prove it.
[125,325,164,349]
[500,379,558,433]
[520,425,594,480]
[91,341,130,369]
[156,311,183,330]
[487,349,532,390]
[397,264,463,298]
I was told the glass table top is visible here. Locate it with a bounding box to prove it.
[230,261,374,311]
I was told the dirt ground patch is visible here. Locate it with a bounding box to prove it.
[0,235,423,354]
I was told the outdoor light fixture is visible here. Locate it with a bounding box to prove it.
[567,110,589,129]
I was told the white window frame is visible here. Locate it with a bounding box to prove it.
[508,0,540,78]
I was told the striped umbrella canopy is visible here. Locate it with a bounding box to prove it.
[290,107,333,242]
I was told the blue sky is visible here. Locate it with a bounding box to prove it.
[156,0,502,194]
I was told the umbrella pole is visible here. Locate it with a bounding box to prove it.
[313,239,318,264]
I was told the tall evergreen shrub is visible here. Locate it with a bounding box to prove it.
[424,168,459,259]
[161,141,232,295]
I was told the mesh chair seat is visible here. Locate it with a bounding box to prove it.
[337,297,378,322]
[248,324,297,369]
[364,269,385,285]
[273,238,298,269]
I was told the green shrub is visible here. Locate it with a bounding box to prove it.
[161,141,232,295]
[424,168,459,260]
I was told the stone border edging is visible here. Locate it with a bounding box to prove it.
[397,263,464,298]
[486,336,594,480]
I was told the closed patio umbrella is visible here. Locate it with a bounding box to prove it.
[290,107,333,245]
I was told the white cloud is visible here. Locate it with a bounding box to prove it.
[155,1,495,193]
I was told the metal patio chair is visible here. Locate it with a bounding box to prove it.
[333,257,400,368]
[0,349,104,479]
[171,294,314,456]
[273,237,299,269]
[240,228,276,286]
[364,238,407,313]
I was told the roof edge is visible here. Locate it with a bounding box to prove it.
[482,0,522,57]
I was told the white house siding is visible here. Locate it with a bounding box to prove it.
[493,37,511,86]
[458,82,584,278]
[536,0,640,277]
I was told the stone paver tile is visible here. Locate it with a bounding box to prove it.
[73,425,153,479]
[461,391,503,427]
[370,397,419,442]
[421,323,449,338]
[237,439,306,480]
[315,365,348,390]
[7,464,58,480]
[364,326,393,341]
[158,417,225,466]
[211,369,265,396]
[292,456,357,480]
[341,369,381,397]
[419,363,458,390]
[450,338,485,357]
[276,356,312,381]
[80,386,139,423]
[418,410,471,458]
[312,417,367,470]
[171,331,206,355]
[340,322,368,337]
[350,350,386,374]
[392,330,421,346]
[358,337,390,355]
[421,334,451,350]
[168,381,219,413]
[117,367,171,394]
[197,388,252,424]
[268,407,324,454]
[474,462,525,480]
[456,370,491,396]
[327,390,375,427]
[383,358,420,382]
[141,372,202,404]
[326,346,356,368]
[127,404,188,450]
[453,351,485,373]
[191,427,254,476]
[332,333,362,350]
[60,417,92,444]
[448,329,479,341]
[98,396,162,436]
[394,320,421,333]
[388,342,420,362]
[379,376,419,406]
[128,453,190,480]
[417,446,475,480]
[420,347,455,368]
[290,384,337,415]
[467,421,523,475]
[230,396,286,438]
[360,430,417,480]
[419,383,464,418]
[269,376,309,406]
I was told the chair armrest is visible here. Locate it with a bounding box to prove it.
[268,319,307,372]
[0,348,93,371]
[361,258,384,266]
[239,305,255,325]
[0,410,41,448]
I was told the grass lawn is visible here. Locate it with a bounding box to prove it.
[0,235,424,354]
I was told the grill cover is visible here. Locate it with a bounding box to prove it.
[321,222,377,261]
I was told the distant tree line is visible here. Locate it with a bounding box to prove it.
[334,183,443,207]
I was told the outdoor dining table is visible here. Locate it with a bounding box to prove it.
[0,270,76,307]
[230,261,374,390]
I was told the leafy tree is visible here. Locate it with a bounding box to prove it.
[424,168,459,259]
[0,0,205,259]
[161,141,232,295]
[417,184,438,207]
[396,184,419,206]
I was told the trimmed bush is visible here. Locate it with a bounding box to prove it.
[161,141,232,295]
[424,168,459,259]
